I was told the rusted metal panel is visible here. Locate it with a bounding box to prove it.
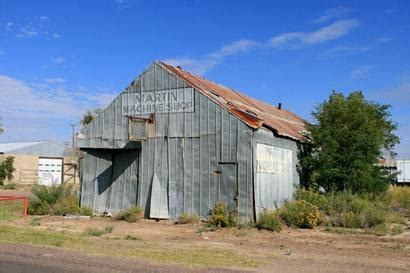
[159,62,307,142]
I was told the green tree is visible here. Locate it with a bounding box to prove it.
[80,109,101,126]
[0,156,15,185]
[299,91,399,194]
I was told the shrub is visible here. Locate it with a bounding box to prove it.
[31,184,74,205]
[116,206,144,223]
[294,188,406,232]
[208,202,237,228]
[333,212,362,228]
[280,200,323,228]
[28,200,51,215]
[80,206,94,216]
[176,213,200,224]
[83,226,114,237]
[84,228,104,237]
[104,225,114,233]
[52,195,81,215]
[3,182,17,190]
[294,189,329,211]
[389,187,410,217]
[389,224,404,235]
[29,183,91,216]
[362,206,385,228]
[255,210,282,232]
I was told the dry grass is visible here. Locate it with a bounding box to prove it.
[0,224,259,268]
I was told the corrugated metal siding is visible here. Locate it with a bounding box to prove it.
[253,128,299,218]
[79,62,299,222]
[80,149,139,213]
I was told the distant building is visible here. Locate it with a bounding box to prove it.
[77,61,308,222]
[0,141,79,185]
[397,160,410,184]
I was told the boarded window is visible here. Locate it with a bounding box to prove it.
[128,117,148,140]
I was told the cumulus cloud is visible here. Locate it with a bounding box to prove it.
[0,75,116,142]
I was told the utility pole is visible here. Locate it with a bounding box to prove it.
[71,124,75,148]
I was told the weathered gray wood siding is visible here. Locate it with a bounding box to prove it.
[79,63,255,222]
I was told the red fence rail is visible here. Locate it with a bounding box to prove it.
[0,195,28,217]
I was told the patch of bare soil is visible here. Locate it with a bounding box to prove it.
[2,215,409,272]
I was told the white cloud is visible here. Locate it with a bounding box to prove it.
[44,78,66,84]
[0,75,116,142]
[269,19,359,48]
[51,57,66,65]
[325,45,372,56]
[164,39,257,75]
[5,19,61,40]
[350,65,376,80]
[312,7,353,24]
[165,18,359,75]
[322,37,392,58]
[376,75,410,103]
[5,22,13,32]
[113,0,137,9]
[15,25,38,38]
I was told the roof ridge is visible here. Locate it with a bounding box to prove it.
[158,61,306,141]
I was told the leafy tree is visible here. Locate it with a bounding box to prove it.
[299,91,399,194]
[80,109,101,126]
[0,156,15,185]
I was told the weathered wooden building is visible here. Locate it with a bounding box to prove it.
[77,61,307,222]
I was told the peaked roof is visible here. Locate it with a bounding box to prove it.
[158,61,307,141]
[0,141,45,153]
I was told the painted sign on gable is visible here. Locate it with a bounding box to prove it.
[122,87,194,116]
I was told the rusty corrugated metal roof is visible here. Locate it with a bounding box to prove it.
[158,61,308,142]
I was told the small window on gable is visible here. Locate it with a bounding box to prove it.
[129,117,148,140]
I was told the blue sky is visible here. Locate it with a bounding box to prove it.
[0,0,409,158]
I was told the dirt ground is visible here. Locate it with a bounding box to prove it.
[0,215,409,272]
[1,189,409,272]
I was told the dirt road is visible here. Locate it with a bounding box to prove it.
[0,214,409,272]
[0,243,244,273]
